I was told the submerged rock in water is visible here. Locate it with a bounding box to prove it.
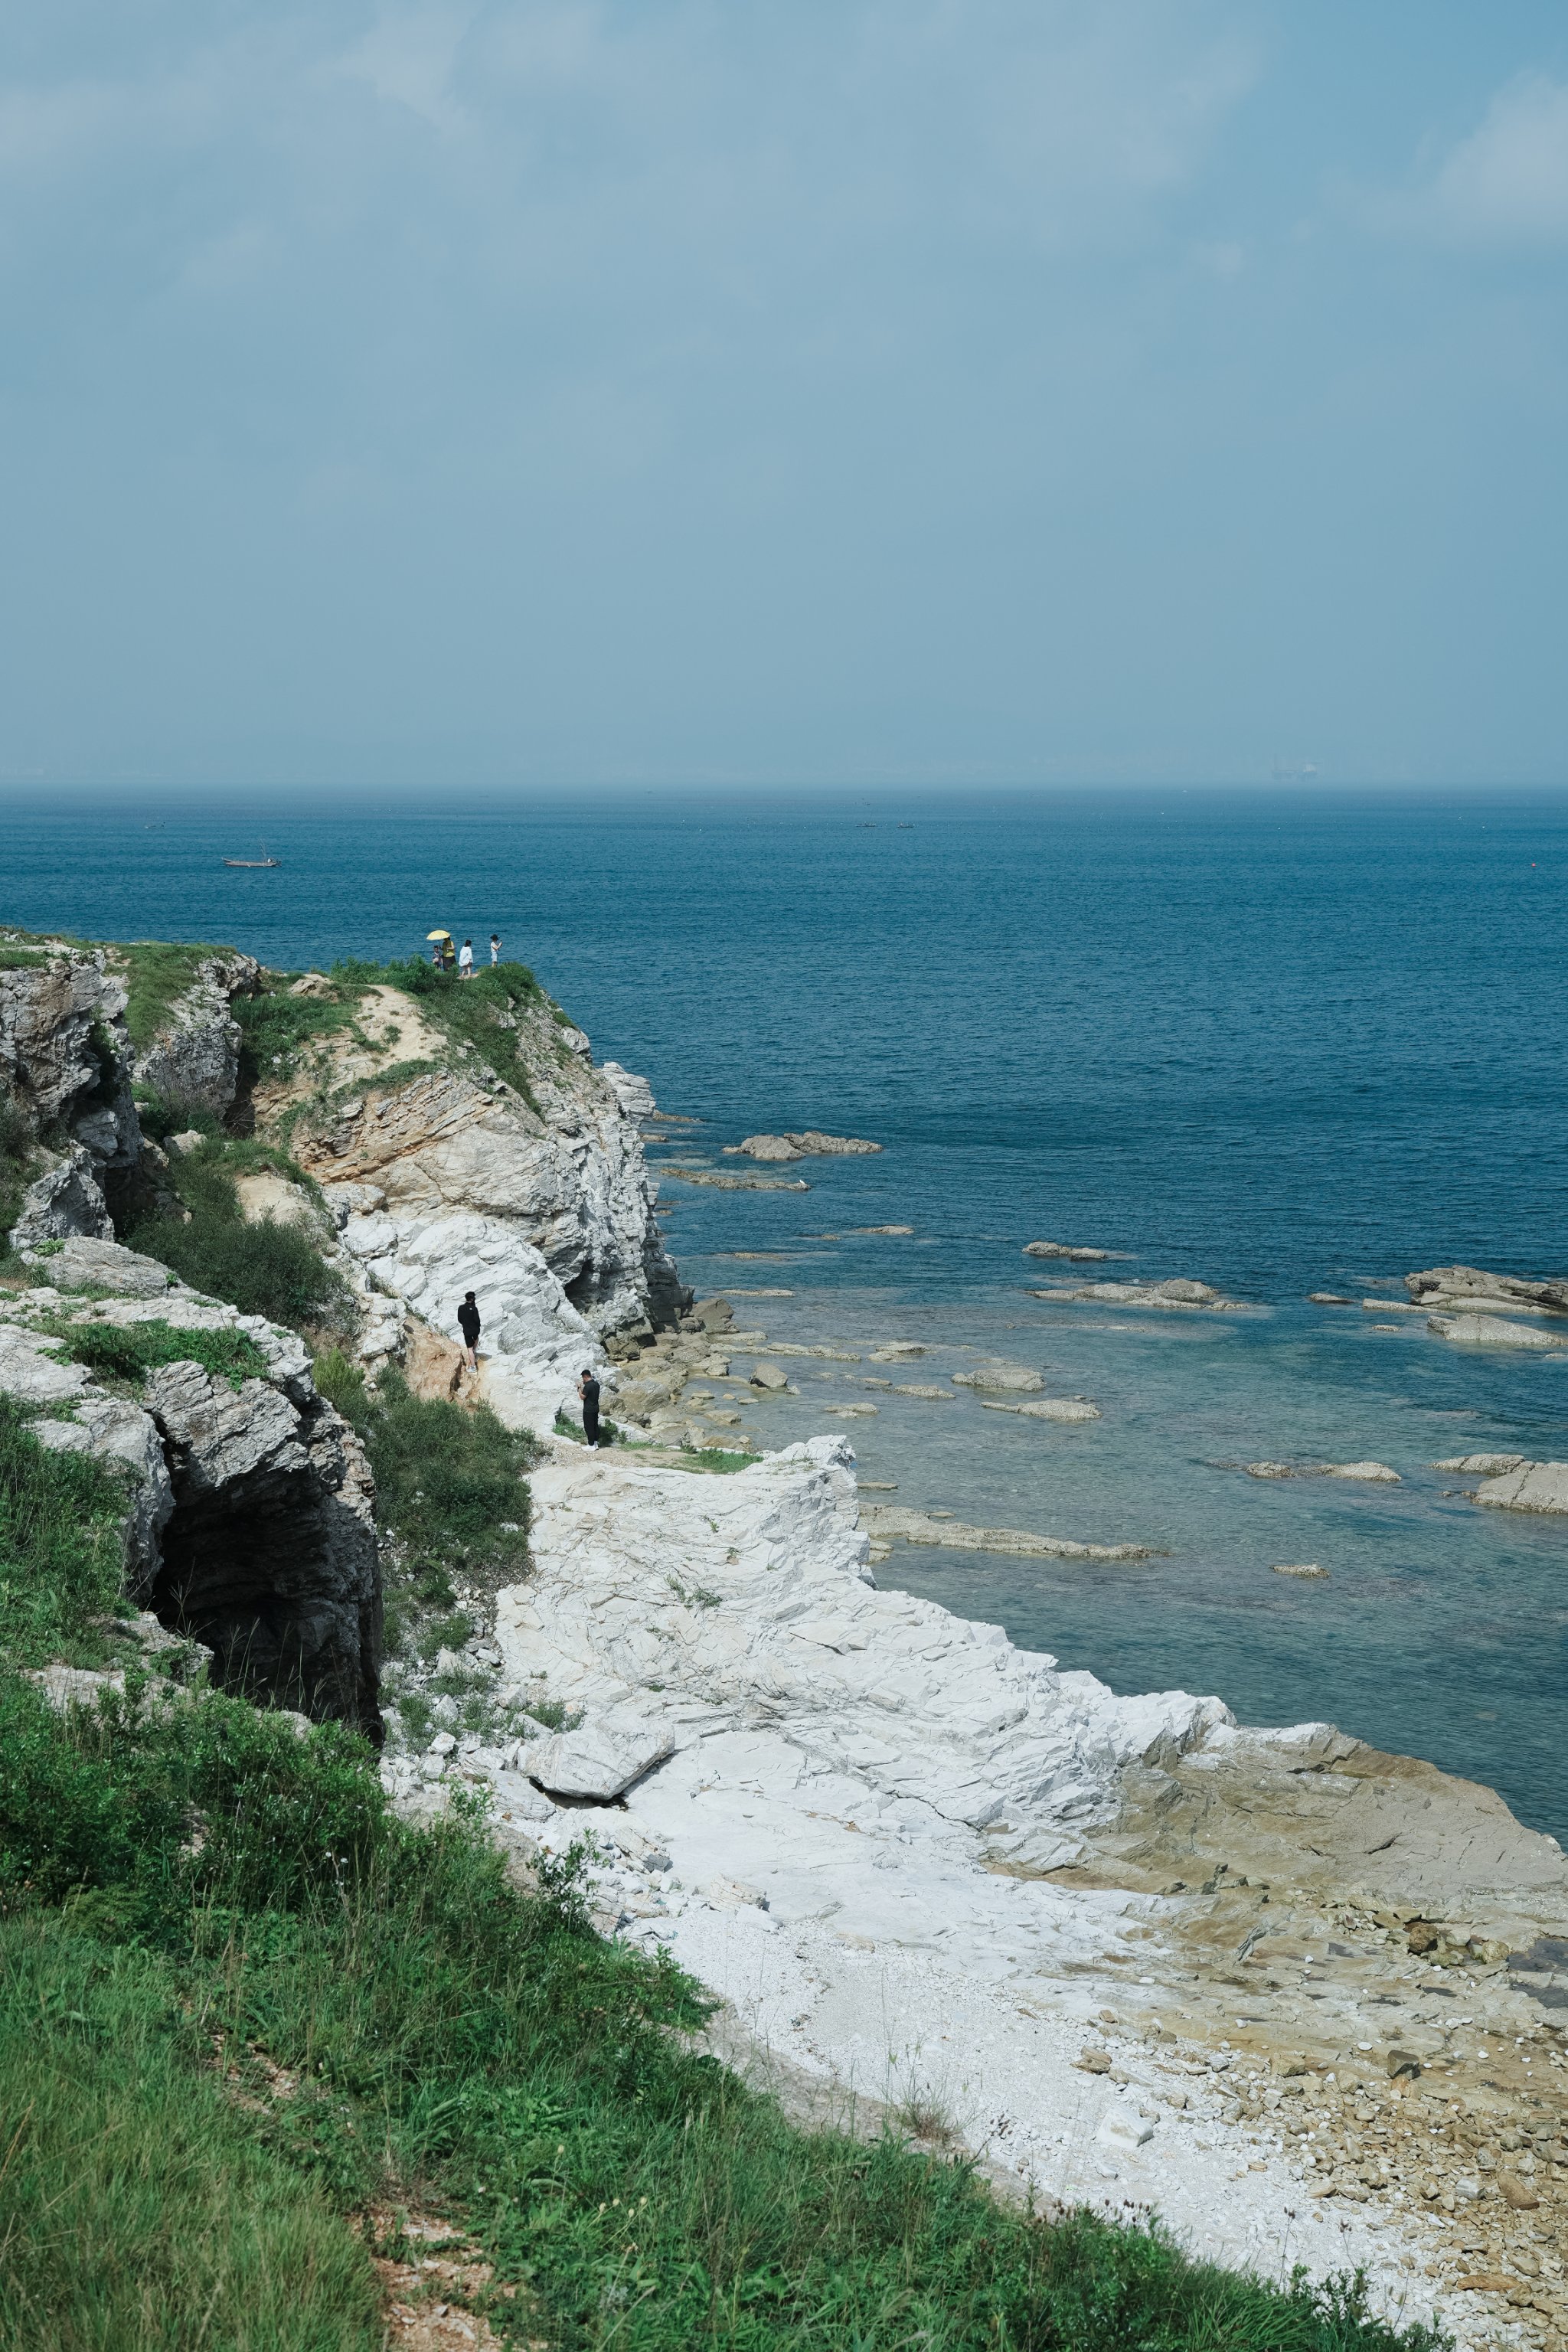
[861,1504,1154,1562]
[1023,1240,1115,1261]
[1272,1563,1329,1579]
[1432,1452,1527,1476]
[982,1397,1102,1422]
[665,1165,810,1191]
[1246,1460,1400,1482]
[1427,1314,1568,1353]
[951,1361,1044,1393]
[1032,1277,1253,1312]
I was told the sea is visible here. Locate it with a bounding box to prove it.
[5,792,1566,1839]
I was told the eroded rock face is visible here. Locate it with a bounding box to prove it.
[147,1360,380,1730]
[2,947,144,1244]
[133,950,259,1114]
[291,1060,681,1338]
[0,1241,381,1737]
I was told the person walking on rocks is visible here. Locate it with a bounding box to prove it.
[457,1291,482,1372]
[458,938,475,979]
[577,1367,603,1449]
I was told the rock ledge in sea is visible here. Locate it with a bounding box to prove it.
[723,1131,881,1161]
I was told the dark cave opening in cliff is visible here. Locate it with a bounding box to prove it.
[151,1480,380,1737]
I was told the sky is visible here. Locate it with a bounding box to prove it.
[1,1,1566,792]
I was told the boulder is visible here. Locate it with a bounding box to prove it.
[37,1235,172,1297]
[145,1357,381,1732]
[1023,1241,1112,1261]
[0,1247,381,1736]
[750,1361,789,1391]
[1432,1453,1527,1476]
[528,1714,677,1801]
[1475,1462,1568,1516]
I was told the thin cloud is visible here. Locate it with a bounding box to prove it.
[1373,70,1568,247]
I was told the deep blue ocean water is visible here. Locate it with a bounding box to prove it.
[5,793,1566,1834]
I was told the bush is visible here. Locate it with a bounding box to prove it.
[52,1319,270,1391]
[0,1400,129,1668]
[0,1082,34,1255]
[126,1142,347,1334]
[233,982,357,1086]
[130,1212,344,1331]
[367,959,549,1106]
[318,1366,534,1655]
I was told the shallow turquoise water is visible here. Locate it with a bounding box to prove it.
[4,792,1566,1831]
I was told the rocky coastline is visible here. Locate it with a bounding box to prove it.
[5,924,1568,2346]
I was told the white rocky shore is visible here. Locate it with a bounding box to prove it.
[382,1425,1568,2350]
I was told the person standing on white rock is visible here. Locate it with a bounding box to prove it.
[577,1367,603,1449]
[457,1291,482,1372]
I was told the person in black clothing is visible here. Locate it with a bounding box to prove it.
[457,1291,481,1371]
[577,1367,602,1449]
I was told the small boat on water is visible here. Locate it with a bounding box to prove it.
[223,839,279,868]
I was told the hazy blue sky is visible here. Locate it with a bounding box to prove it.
[2,2,1566,790]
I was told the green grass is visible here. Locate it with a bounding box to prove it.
[0,946,48,971]
[0,1400,129,1668]
[0,1670,1448,2352]
[127,1141,347,1334]
[234,980,361,1085]
[315,1357,534,1658]
[47,1318,270,1392]
[0,1914,382,2352]
[111,941,230,1048]
[359,958,551,1110]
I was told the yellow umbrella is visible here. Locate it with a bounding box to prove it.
[426,929,451,940]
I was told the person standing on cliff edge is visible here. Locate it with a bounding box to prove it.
[457,1291,481,1373]
[577,1367,602,1449]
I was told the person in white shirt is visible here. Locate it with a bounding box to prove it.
[458,939,474,978]
[489,933,501,965]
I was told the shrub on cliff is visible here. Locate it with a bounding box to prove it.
[127,1142,348,1334]
[313,1356,535,1654]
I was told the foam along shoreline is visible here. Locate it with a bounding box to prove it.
[384,1430,1568,2348]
